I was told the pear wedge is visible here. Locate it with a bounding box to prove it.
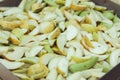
[56,33,67,55]
[4,47,27,60]
[25,46,43,57]
[46,69,58,80]
[70,4,87,11]
[57,57,68,77]
[66,25,78,41]
[39,21,55,34]
[89,42,108,54]
[48,56,64,70]
[0,59,24,69]
[39,54,57,65]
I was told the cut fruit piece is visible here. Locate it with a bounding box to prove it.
[9,34,20,45]
[83,35,94,48]
[25,46,43,57]
[66,47,75,61]
[57,74,65,80]
[0,59,24,69]
[20,35,37,46]
[110,49,120,67]
[67,72,82,80]
[48,56,64,70]
[28,11,40,20]
[48,27,61,39]
[0,46,8,55]
[39,54,57,65]
[18,57,39,64]
[56,33,67,55]
[57,57,68,77]
[81,24,98,33]
[71,56,90,63]
[66,25,78,41]
[14,73,30,80]
[89,42,108,54]
[39,21,55,34]
[4,47,27,60]
[46,69,58,80]
[27,63,48,79]
[70,4,87,11]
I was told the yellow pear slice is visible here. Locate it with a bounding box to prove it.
[9,34,20,45]
[48,27,61,39]
[56,33,67,55]
[57,57,68,77]
[89,42,108,54]
[0,20,21,30]
[4,47,27,60]
[39,21,55,34]
[39,54,57,65]
[70,4,87,11]
[0,59,24,69]
[71,56,90,63]
[66,25,78,41]
[46,69,58,80]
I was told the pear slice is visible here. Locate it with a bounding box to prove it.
[4,47,27,60]
[66,47,75,61]
[71,56,90,63]
[70,4,87,11]
[28,11,40,21]
[0,59,24,69]
[9,34,20,45]
[39,54,57,65]
[14,73,30,80]
[48,56,64,70]
[46,69,58,80]
[0,46,8,55]
[48,27,61,39]
[39,21,55,34]
[57,74,65,80]
[18,57,39,64]
[66,72,82,80]
[20,35,37,46]
[57,57,68,77]
[25,46,43,57]
[110,49,120,67]
[66,25,78,41]
[89,42,108,54]
[3,7,22,16]
[56,33,67,55]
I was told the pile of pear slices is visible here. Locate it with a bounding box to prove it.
[0,0,120,80]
